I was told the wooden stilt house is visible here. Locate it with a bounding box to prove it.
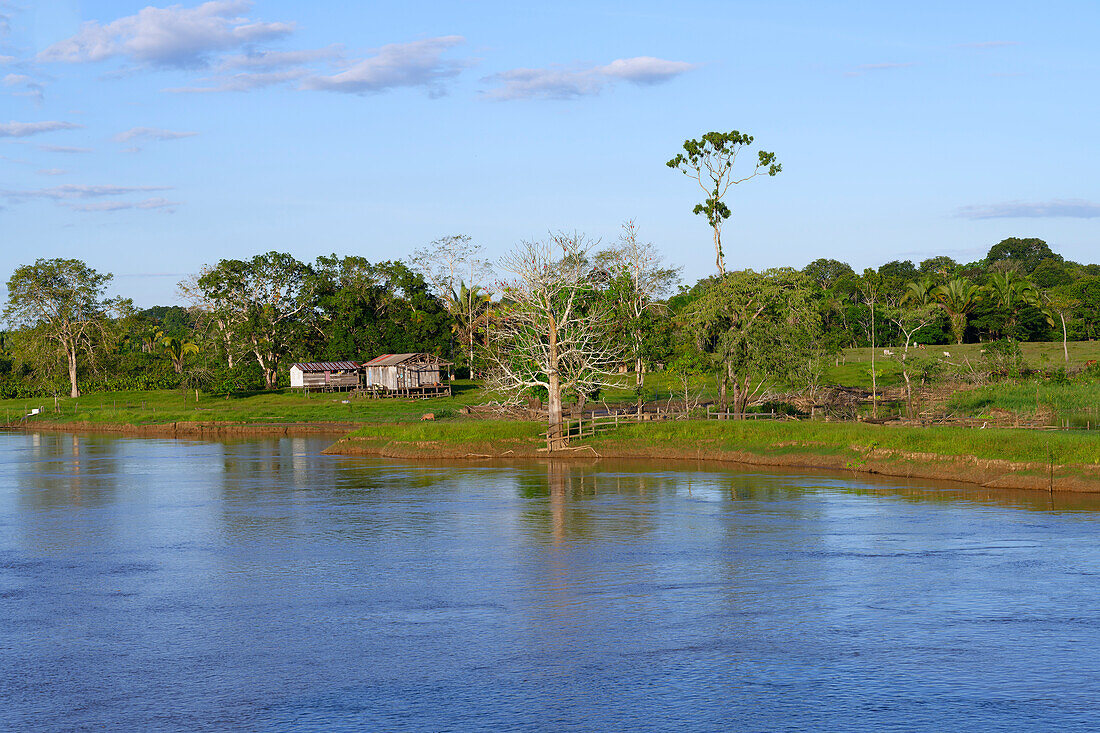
[362,353,452,397]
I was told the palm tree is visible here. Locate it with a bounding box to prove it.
[446,281,492,372]
[985,271,1038,339]
[904,277,937,307]
[934,277,982,344]
[161,336,199,374]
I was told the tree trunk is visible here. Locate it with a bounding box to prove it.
[547,324,564,451]
[67,346,80,398]
[729,364,744,419]
[713,227,724,274]
[635,355,644,415]
[717,370,728,412]
[1061,313,1068,364]
[869,303,877,418]
[951,314,965,344]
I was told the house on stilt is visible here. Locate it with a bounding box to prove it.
[362,353,452,397]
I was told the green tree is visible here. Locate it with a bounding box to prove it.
[984,271,1039,339]
[687,268,820,416]
[1070,276,1100,340]
[3,258,117,398]
[445,281,492,372]
[984,237,1062,274]
[160,335,199,374]
[311,256,451,361]
[667,130,781,273]
[802,258,855,291]
[193,252,315,389]
[918,256,958,281]
[934,277,982,344]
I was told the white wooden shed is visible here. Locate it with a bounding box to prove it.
[289,361,362,391]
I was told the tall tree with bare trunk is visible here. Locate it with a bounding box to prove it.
[667,131,781,273]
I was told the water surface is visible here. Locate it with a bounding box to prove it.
[1,431,1098,731]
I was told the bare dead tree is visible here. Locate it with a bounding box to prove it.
[485,233,624,450]
[410,235,495,371]
[597,221,680,413]
[885,298,936,418]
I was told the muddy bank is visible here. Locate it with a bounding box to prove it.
[4,420,360,438]
[325,435,1100,494]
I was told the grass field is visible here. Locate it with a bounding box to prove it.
[589,420,1100,465]
[0,381,490,426]
[831,340,1100,390]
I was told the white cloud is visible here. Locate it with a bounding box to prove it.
[38,0,294,68]
[4,73,47,102]
[598,56,696,84]
[69,197,179,212]
[164,67,307,92]
[483,55,694,100]
[3,184,172,200]
[0,120,82,137]
[301,36,468,96]
[0,55,15,64]
[113,126,198,142]
[36,144,92,153]
[483,67,603,100]
[36,168,68,176]
[219,45,342,71]
[956,200,1100,219]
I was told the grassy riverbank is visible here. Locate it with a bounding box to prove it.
[327,419,1100,493]
[0,382,489,426]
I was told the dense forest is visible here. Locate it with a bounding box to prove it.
[1,233,1098,404]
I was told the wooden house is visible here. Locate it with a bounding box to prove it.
[362,353,452,397]
[289,361,362,391]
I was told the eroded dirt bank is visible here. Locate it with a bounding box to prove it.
[4,421,359,438]
[324,435,1100,494]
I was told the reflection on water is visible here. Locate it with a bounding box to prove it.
[1,431,1099,732]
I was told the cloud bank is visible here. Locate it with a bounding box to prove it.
[3,184,172,200]
[38,0,293,68]
[70,196,179,212]
[301,36,469,96]
[113,126,198,142]
[483,55,695,100]
[0,120,82,137]
[956,200,1100,219]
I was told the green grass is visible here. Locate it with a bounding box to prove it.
[1,381,489,426]
[947,380,1100,423]
[347,421,543,443]
[588,420,1100,466]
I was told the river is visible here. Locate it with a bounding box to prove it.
[1,431,1098,731]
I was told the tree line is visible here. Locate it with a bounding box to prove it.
[4,130,1100,449]
[2,231,1095,401]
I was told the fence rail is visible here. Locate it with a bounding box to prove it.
[705,407,783,421]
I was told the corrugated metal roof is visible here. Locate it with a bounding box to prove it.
[291,361,361,372]
[364,353,418,366]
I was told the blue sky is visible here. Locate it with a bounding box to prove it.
[2,0,1098,306]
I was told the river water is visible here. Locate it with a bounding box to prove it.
[1,431,1098,732]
